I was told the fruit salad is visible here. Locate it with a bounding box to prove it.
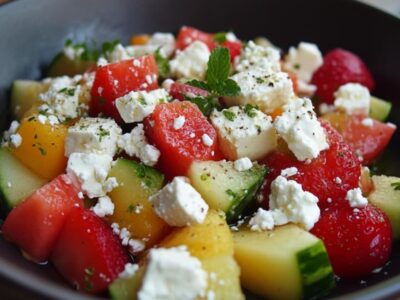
[0,26,398,300]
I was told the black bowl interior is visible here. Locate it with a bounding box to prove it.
[0,0,400,299]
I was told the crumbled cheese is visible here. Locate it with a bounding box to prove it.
[118,124,160,166]
[169,41,210,80]
[116,89,169,123]
[319,103,336,115]
[91,195,115,217]
[235,41,281,74]
[104,177,119,193]
[162,78,175,91]
[119,263,139,279]
[283,42,323,83]
[334,177,342,184]
[201,134,213,147]
[361,118,374,127]
[66,152,113,198]
[346,188,368,208]
[249,208,275,231]
[210,106,277,160]
[2,121,20,147]
[149,177,209,227]
[234,157,253,171]
[78,192,84,199]
[173,115,186,130]
[334,83,370,115]
[9,134,22,148]
[128,239,146,254]
[63,44,85,60]
[280,167,298,178]
[297,80,317,97]
[107,44,132,63]
[274,98,329,161]
[224,70,294,113]
[124,33,176,59]
[97,57,108,67]
[138,247,208,300]
[65,117,122,157]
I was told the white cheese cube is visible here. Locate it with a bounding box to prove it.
[346,188,368,208]
[235,40,281,74]
[116,88,169,123]
[169,41,210,80]
[118,124,160,166]
[149,177,209,227]
[234,157,253,172]
[66,152,113,198]
[334,83,370,115]
[283,42,323,83]
[223,69,295,113]
[65,117,122,157]
[274,98,329,161]
[138,246,208,300]
[210,106,277,160]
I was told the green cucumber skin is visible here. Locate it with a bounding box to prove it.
[369,97,392,121]
[297,240,335,299]
[225,166,268,223]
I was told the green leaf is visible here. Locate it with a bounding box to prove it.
[214,32,227,43]
[186,79,210,91]
[102,39,120,57]
[222,109,236,121]
[206,47,231,87]
[214,78,241,97]
[391,182,400,191]
[154,48,170,79]
[184,95,221,116]
[243,104,259,118]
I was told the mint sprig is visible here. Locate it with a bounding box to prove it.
[154,48,170,79]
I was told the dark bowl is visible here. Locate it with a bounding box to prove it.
[0,0,400,299]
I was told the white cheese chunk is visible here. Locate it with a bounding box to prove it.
[91,195,115,217]
[169,41,210,80]
[9,133,22,148]
[346,188,368,208]
[63,44,85,60]
[361,118,374,127]
[334,83,370,115]
[210,106,277,160]
[66,152,113,198]
[280,167,298,178]
[234,157,253,172]
[224,69,294,113]
[138,246,208,300]
[283,42,323,83]
[116,89,169,123]
[274,98,329,161]
[235,41,281,74]
[269,175,320,230]
[249,208,275,231]
[65,117,122,157]
[124,33,176,59]
[149,177,209,227]
[119,263,139,279]
[118,124,160,166]
[2,121,21,147]
[173,115,186,130]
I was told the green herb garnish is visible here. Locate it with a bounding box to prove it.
[223,110,236,121]
[243,104,259,118]
[154,48,170,79]
[214,32,227,43]
[38,147,46,156]
[97,126,110,142]
[184,95,221,116]
[102,39,120,57]
[58,87,76,96]
[391,182,400,191]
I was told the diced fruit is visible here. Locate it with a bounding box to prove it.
[2,175,82,262]
[311,48,375,103]
[322,112,396,165]
[130,34,150,46]
[160,210,244,300]
[52,207,130,294]
[287,71,299,95]
[311,204,392,279]
[47,53,96,77]
[370,96,392,121]
[368,175,400,239]
[144,101,223,179]
[107,159,169,248]
[10,115,68,180]
[176,26,216,51]
[10,80,47,120]
[261,121,361,209]
[109,267,145,300]
[360,166,373,196]
[221,40,242,62]
[0,147,47,213]
[90,55,158,123]
[169,82,209,101]
[233,225,335,300]
[188,160,267,222]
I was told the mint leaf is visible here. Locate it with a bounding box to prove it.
[184,95,221,116]
[154,48,170,79]
[207,47,231,88]
[186,79,210,91]
[214,78,240,97]
[102,40,120,57]
[391,182,400,191]
[214,32,227,43]
[222,110,236,121]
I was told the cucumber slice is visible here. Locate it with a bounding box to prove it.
[368,175,400,239]
[233,225,335,300]
[0,147,47,214]
[47,53,95,77]
[109,268,144,300]
[188,160,267,222]
[370,96,392,121]
[11,80,47,120]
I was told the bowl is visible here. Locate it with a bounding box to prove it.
[0,0,399,299]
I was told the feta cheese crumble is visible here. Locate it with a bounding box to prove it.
[116,89,169,123]
[173,115,186,130]
[274,98,329,161]
[283,42,323,83]
[169,41,210,80]
[202,134,213,147]
[138,246,208,300]
[149,176,209,227]
[361,118,374,127]
[224,70,294,113]
[280,167,298,178]
[119,263,139,279]
[346,188,368,208]
[65,117,122,157]
[235,41,281,74]
[234,157,253,172]
[210,106,277,160]
[91,195,115,217]
[118,124,160,166]
[334,83,370,115]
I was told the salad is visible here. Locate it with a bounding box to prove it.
[0,26,398,300]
